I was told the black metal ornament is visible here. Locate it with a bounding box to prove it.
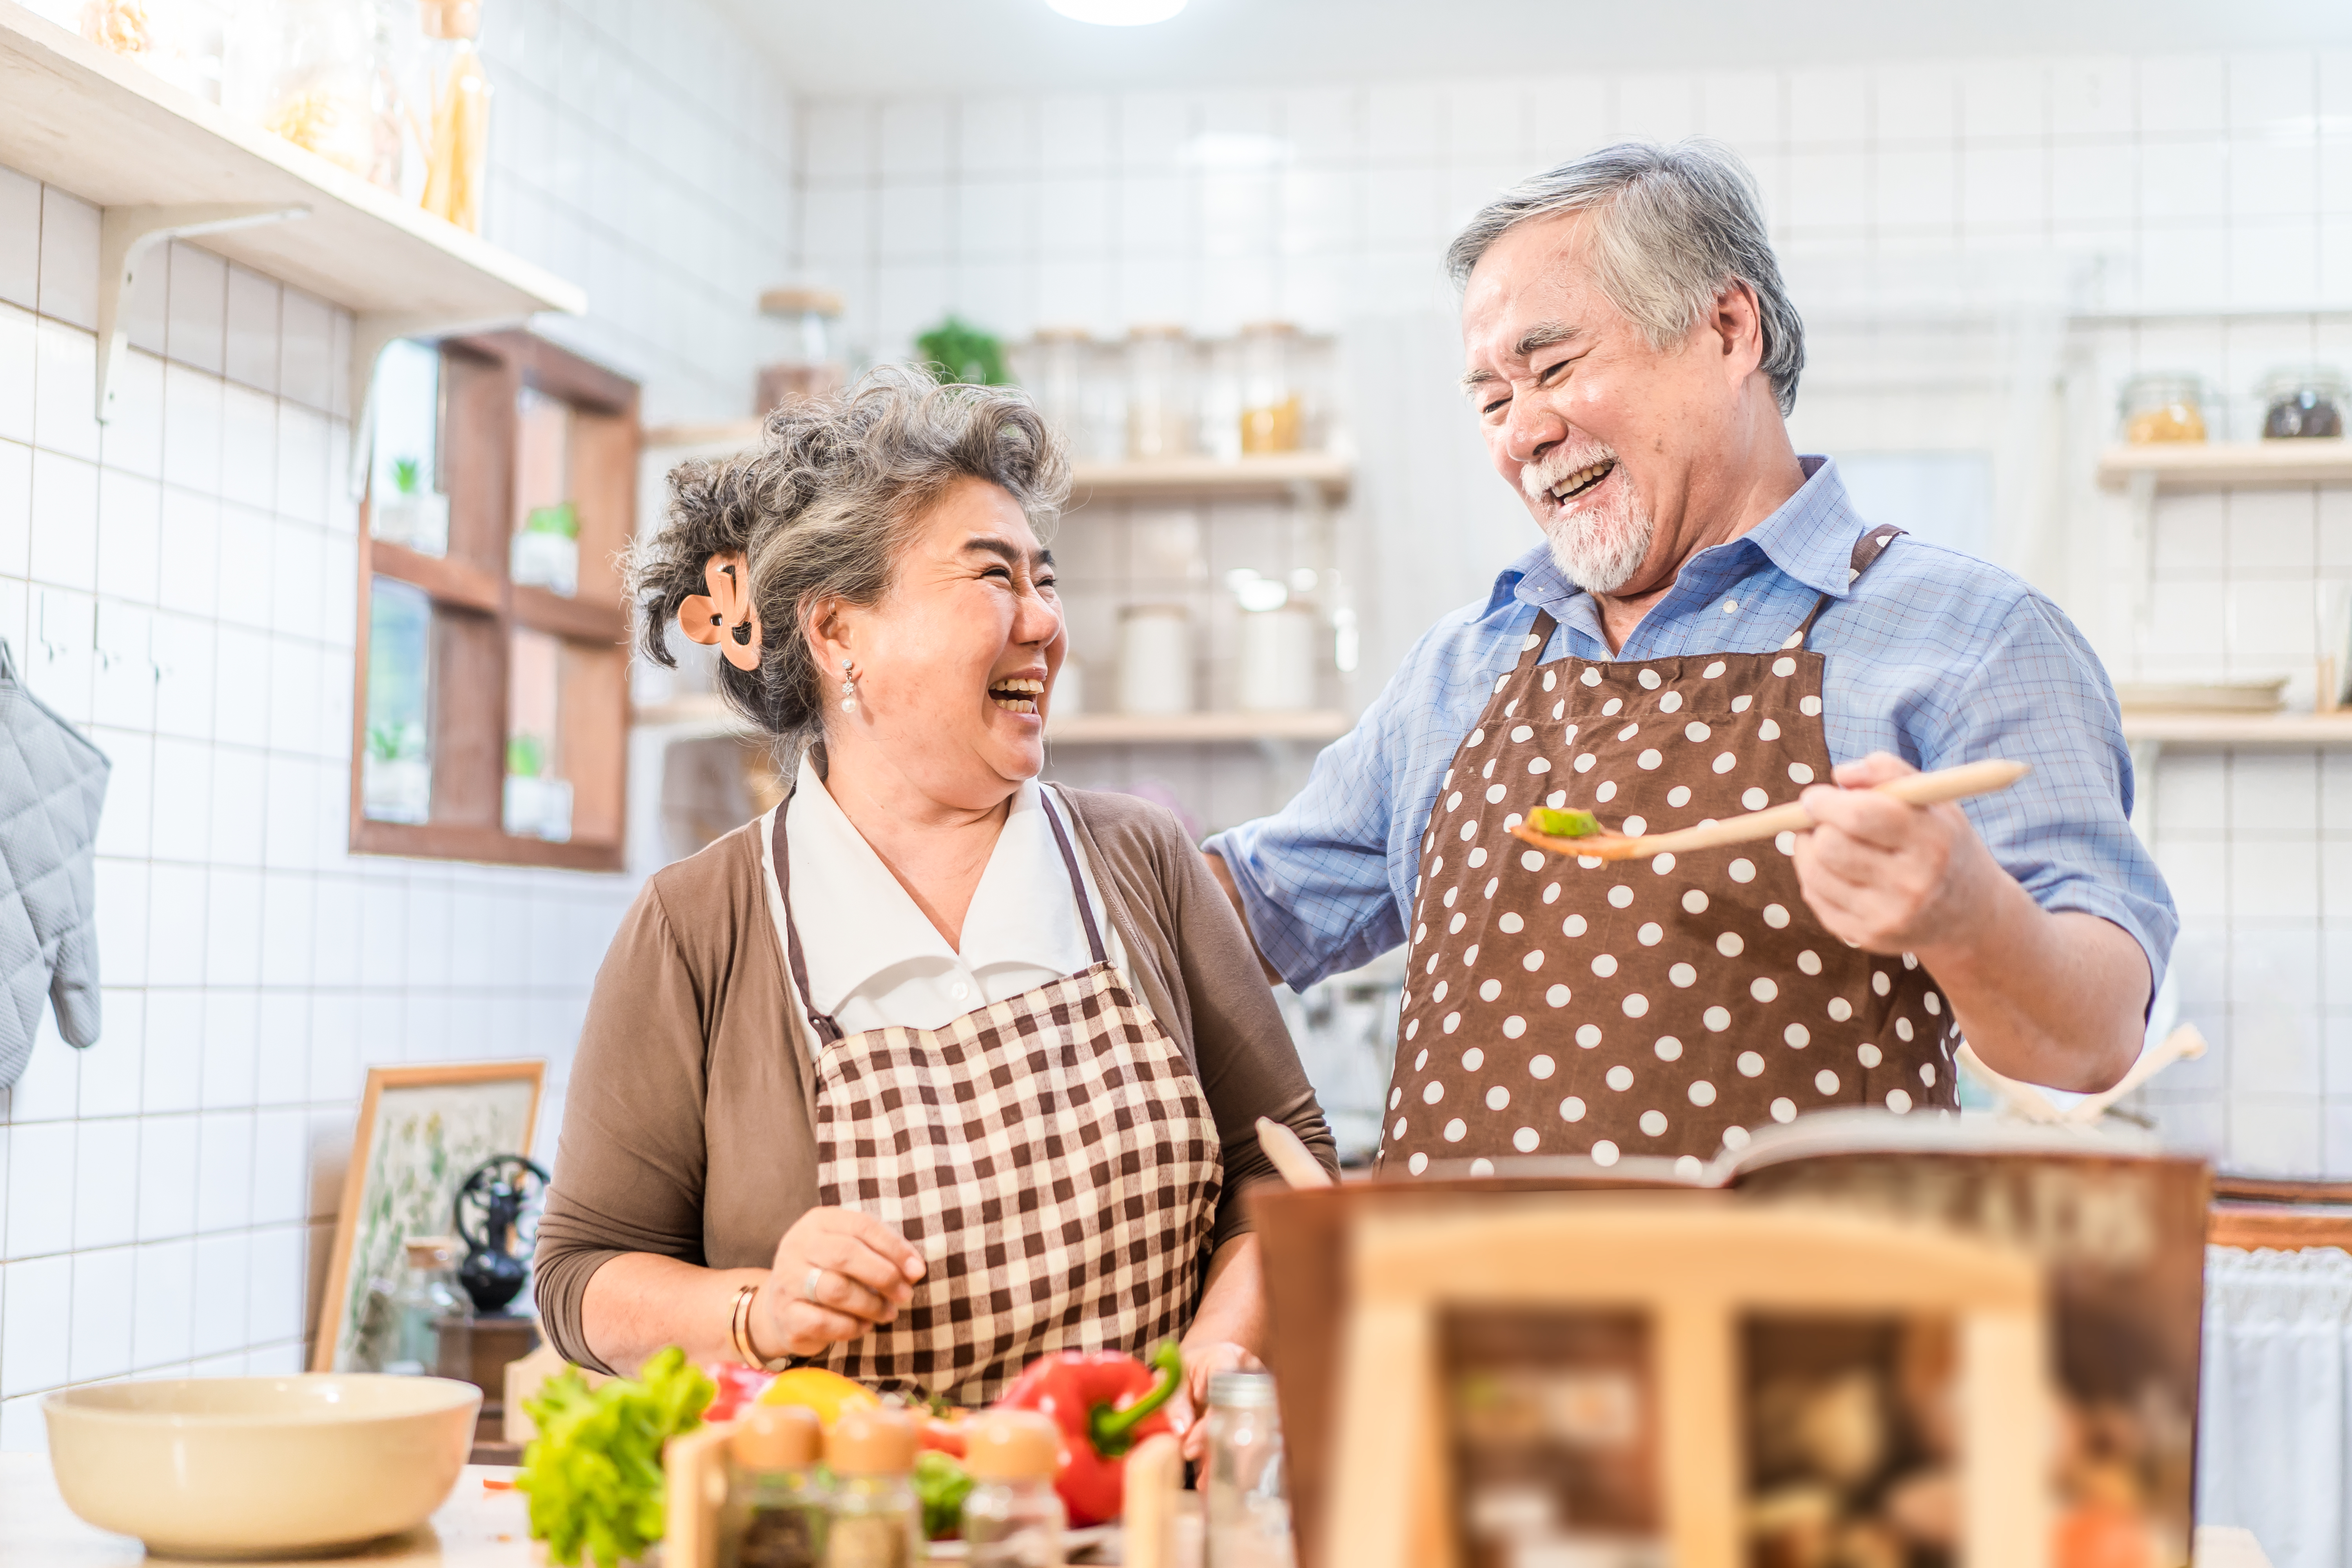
[451,1153,551,1315]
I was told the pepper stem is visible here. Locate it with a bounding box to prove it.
[1089,1340,1184,1459]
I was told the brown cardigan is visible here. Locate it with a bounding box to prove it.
[534,786,1339,1372]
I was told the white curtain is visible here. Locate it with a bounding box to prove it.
[2199,1246,2352,1568]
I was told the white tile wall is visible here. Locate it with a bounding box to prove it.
[796,51,2352,1178]
[0,0,797,1443]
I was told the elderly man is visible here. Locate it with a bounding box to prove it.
[1204,141,2174,1174]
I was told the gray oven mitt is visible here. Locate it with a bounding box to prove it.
[0,641,109,1089]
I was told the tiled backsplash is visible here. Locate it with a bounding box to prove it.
[0,0,795,1443]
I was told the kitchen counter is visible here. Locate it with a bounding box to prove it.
[0,1455,532,1568]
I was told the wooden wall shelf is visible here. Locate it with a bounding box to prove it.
[640,422,1355,505]
[630,697,1353,747]
[2119,712,2352,747]
[0,1,583,421]
[2096,440,2352,492]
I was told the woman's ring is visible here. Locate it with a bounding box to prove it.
[801,1266,825,1303]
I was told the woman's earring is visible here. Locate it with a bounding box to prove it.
[839,657,858,714]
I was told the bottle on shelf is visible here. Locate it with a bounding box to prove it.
[1125,325,1194,461]
[417,0,488,233]
[383,1235,464,1376]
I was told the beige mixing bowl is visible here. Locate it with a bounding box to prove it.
[43,1374,482,1557]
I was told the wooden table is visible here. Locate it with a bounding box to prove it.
[0,1453,2280,1568]
[0,1456,534,1568]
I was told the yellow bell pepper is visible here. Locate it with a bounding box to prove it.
[756,1366,880,1426]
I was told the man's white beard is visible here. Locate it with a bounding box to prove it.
[1521,445,1655,595]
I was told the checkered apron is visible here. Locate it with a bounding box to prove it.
[766,786,1222,1404]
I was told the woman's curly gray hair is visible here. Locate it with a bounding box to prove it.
[628,365,1071,753]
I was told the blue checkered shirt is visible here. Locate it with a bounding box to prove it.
[1205,457,2176,997]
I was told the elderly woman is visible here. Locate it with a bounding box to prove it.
[533,368,1336,1441]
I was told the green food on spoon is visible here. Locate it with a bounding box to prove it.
[1528,806,1602,839]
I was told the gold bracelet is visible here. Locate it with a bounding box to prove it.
[729,1282,768,1370]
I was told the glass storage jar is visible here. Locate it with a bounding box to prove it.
[2259,366,2347,440]
[1025,327,1094,456]
[2118,372,2210,445]
[1204,1372,1294,1568]
[417,0,490,232]
[755,287,848,416]
[1238,321,1302,454]
[224,0,376,176]
[1125,325,1194,461]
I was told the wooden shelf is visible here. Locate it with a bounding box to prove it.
[0,2,583,420]
[639,424,1355,504]
[2096,440,2352,492]
[1048,710,1352,744]
[1068,453,1352,503]
[2120,711,2352,747]
[629,696,1354,746]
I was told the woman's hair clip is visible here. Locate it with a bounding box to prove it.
[677,551,763,671]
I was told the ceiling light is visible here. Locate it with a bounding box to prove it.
[1045,0,1186,24]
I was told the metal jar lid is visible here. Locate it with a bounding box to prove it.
[1208,1370,1278,1409]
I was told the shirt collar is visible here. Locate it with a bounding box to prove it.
[781,758,1084,1011]
[1491,454,1866,621]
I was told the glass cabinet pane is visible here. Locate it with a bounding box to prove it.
[363,578,434,823]
[504,626,570,841]
[510,385,579,596]
[368,339,449,557]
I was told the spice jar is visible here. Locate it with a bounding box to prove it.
[1125,325,1194,461]
[822,1407,921,1568]
[2117,372,2209,445]
[2259,367,2347,440]
[417,0,489,232]
[722,1406,829,1568]
[755,288,848,416]
[1204,1372,1294,1568]
[1238,321,1303,455]
[960,1410,1066,1567]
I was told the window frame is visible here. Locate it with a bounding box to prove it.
[349,330,639,871]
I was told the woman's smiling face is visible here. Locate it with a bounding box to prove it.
[816,476,1065,809]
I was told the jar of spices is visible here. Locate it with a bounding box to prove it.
[721,1406,829,1568]
[960,1410,1067,1567]
[1238,321,1303,455]
[2258,367,2347,440]
[2117,372,2210,445]
[1205,1372,1294,1568]
[1125,325,1194,461]
[755,288,848,416]
[822,1407,922,1568]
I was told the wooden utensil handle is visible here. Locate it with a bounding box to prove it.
[1614,758,2031,859]
[1869,758,2031,809]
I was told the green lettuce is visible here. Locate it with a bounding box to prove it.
[517,1346,715,1568]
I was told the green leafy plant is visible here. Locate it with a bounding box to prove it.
[524,501,579,539]
[506,734,546,779]
[916,1450,975,1540]
[517,1346,714,1568]
[367,720,425,764]
[391,456,422,496]
[914,316,1011,387]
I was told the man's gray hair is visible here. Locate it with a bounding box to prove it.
[1445,139,1804,414]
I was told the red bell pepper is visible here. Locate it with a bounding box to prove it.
[700,1361,773,1424]
[994,1340,1183,1526]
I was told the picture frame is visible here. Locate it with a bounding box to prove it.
[313,1060,546,1373]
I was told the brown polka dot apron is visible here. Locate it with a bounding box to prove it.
[1379,525,1960,1176]
[766,785,1221,1403]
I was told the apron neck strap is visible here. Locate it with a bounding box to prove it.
[1794,523,1904,647]
[1516,612,1560,675]
[768,780,1109,1045]
[1038,785,1109,968]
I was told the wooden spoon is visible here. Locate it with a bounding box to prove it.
[1256,1116,1335,1189]
[1506,758,2030,864]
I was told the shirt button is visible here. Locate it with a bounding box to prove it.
[1722,599,1739,613]
[951,982,969,1000]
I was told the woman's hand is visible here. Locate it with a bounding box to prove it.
[1169,1338,1262,1461]
[753,1207,927,1360]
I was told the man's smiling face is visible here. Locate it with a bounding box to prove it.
[1460,210,1759,598]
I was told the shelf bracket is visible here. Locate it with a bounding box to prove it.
[96,202,310,422]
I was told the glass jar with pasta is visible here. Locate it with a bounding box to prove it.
[2117,372,2211,445]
